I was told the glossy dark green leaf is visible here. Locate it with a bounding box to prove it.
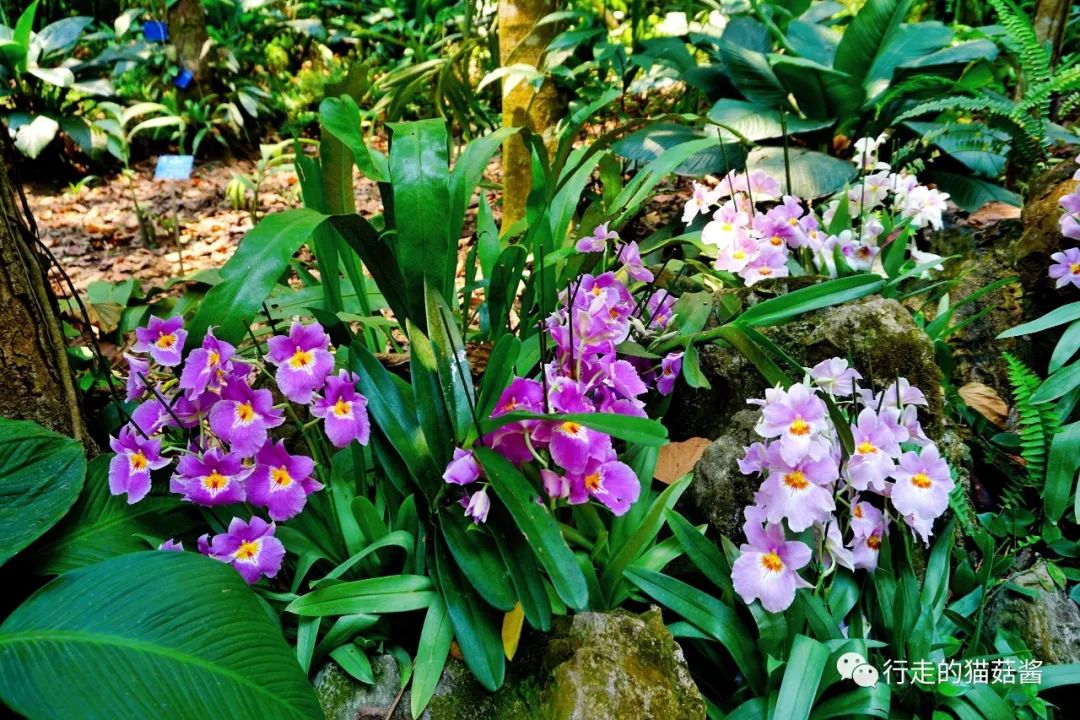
[425,285,477,443]
[0,418,85,566]
[774,635,831,720]
[735,274,884,327]
[476,448,588,610]
[286,574,435,616]
[440,512,516,611]
[0,552,321,720]
[411,594,454,718]
[319,95,389,181]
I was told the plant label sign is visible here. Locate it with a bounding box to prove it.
[155,155,194,181]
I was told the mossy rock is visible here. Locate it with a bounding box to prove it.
[987,560,1080,664]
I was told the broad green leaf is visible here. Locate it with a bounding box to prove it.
[0,418,85,566]
[318,95,389,181]
[707,99,833,141]
[924,171,1020,213]
[624,566,763,692]
[719,41,789,107]
[735,274,884,327]
[864,22,953,100]
[1046,421,1080,521]
[411,594,453,718]
[286,575,435,616]
[425,285,477,443]
[667,510,733,595]
[440,512,516,611]
[745,146,856,198]
[0,552,321,719]
[387,119,453,323]
[330,643,373,683]
[35,455,198,575]
[809,685,891,719]
[479,411,668,447]
[774,635,831,720]
[433,537,505,691]
[328,214,411,326]
[834,0,914,90]
[13,115,59,158]
[488,504,552,632]
[188,208,327,346]
[1031,360,1080,404]
[476,448,588,610]
[447,126,518,243]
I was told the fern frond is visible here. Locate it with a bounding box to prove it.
[1003,352,1061,485]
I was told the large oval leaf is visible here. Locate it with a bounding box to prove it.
[0,551,322,719]
[745,146,856,199]
[0,418,85,566]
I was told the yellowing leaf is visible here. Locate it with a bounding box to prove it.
[501,602,525,661]
[958,382,1009,427]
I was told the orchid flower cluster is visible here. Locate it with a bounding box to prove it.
[1048,154,1080,289]
[110,314,370,584]
[442,224,683,522]
[731,358,954,613]
[682,135,948,285]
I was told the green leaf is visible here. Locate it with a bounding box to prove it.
[328,214,411,327]
[318,95,389,182]
[488,505,552,632]
[0,418,85,566]
[809,685,891,719]
[864,22,953,100]
[0,551,321,719]
[1031,359,1080,404]
[1049,319,1080,373]
[745,146,856,198]
[411,594,454,718]
[998,302,1080,338]
[448,126,518,244]
[286,575,435,616]
[624,566,763,693]
[408,321,453,468]
[476,448,588,610]
[36,455,198,575]
[477,335,522,419]
[735,275,884,327]
[425,284,477,443]
[433,537,505,691]
[719,41,789,107]
[1047,421,1080,522]
[774,635,830,720]
[707,99,833,141]
[480,411,668,447]
[388,119,454,323]
[188,208,327,346]
[667,511,733,595]
[440,512,516,611]
[330,643,373,683]
[834,0,914,91]
[923,171,1020,213]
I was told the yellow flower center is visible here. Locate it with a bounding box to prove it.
[721,222,734,232]
[500,399,518,414]
[207,350,220,367]
[758,266,772,276]
[788,217,799,226]
[857,441,877,455]
[289,348,314,369]
[760,552,784,572]
[561,421,583,436]
[770,235,783,246]
[156,333,176,349]
[235,539,260,561]
[202,471,227,491]
[271,466,293,488]
[911,472,932,489]
[783,470,808,490]
[1070,263,1080,274]
[591,285,602,297]
[732,250,746,260]
[332,398,352,418]
[788,418,810,436]
[584,472,601,491]
[235,402,255,424]
[867,534,882,550]
[854,504,864,519]
[129,451,148,471]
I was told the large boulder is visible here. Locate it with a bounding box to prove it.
[314,607,704,720]
[684,409,760,539]
[987,560,1080,664]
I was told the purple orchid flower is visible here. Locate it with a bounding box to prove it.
[311,370,370,448]
[179,328,241,398]
[755,383,829,465]
[847,408,900,492]
[133,315,187,367]
[889,444,953,542]
[809,357,862,397]
[170,447,250,507]
[657,352,683,396]
[731,507,812,612]
[266,321,335,404]
[443,447,482,485]
[124,353,150,402]
[200,516,285,584]
[645,290,676,329]
[247,440,322,521]
[108,426,170,503]
[208,379,285,456]
[566,454,641,516]
[547,420,612,475]
[1049,247,1080,289]
[158,539,184,551]
[753,444,838,532]
[617,241,654,282]
[464,487,491,524]
[541,468,570,499]
[576,222,619,253]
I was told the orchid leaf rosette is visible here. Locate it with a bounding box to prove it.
[683,134,949,285]
[732,358,954,613]
[109,316,370,584]
[441,226,682,523]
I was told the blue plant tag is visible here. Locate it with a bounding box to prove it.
[173,69,194,89]
[143,20,168,42]
[155,155,194,181]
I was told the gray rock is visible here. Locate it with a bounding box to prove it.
[988,560,1080,664]
[315,654,409,720]
[685,409,760,539]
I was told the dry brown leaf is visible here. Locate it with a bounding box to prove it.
[958,382,1009,427]
[654,437,711,485]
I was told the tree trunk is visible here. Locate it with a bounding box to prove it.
[1032,0,1070,69]
[0,144,92,444]
[498,0,563,232]
[168,0,211,83]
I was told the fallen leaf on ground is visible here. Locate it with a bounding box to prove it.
[654,437,711,485]
[958,382,1009,427]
